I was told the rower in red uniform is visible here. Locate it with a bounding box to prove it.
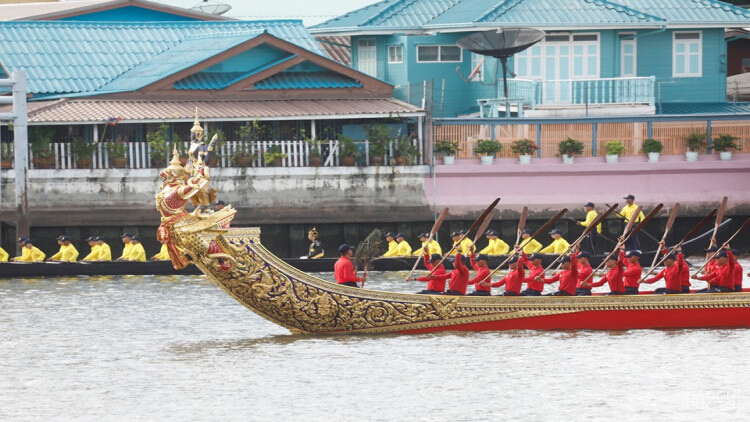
[679,251,691,293]
[588,252,626,295]
[537,245,579,296]
[521,253,545,296]
[429,253,470,295]
[622,249,643,295]
[574,251,594,296]
[642,247,684,294]
[693,244,736,293]
[701,245,720,289]
[467,253,492,296]
[485,247,527,296]
[334,244,364,287]
[731,249,743,292]
[407,253,446,294]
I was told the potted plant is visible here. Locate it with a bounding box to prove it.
[307,137,323,167]
[29,126,55,169]
[558,137,584,164]
[232,144,254,167]
[434,140,460,165]
[365,124,392,166]
[147,123,170,168]
[712,134,739,161]
[604,140,625,164]
[339,135,359,166]
[71,137,96,168]
[395,136,419,165]
[684,131,707,162]
[263,144,287,167]
[1,142,13,169]
[642,138,663,163]
[106,141,128,168]
[474,139,502,165]
[511,138,537,165]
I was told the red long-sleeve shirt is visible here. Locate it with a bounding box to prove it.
[591,251,625,293]
[540,254,579,295]
[468,253,491,292]
[491,253,528,294]
[680,257,690,288]
[697,252,736,289]
[523,262,545,291]
[334,256,361,284]
[416,253,446,292]
[734,261,743,288]
[576,262,593,288]
[430,253,470,295]
[623,257,642,288]
[644,253,685,291]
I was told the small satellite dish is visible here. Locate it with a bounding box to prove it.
[190,0,232,16]
[458,28,545,114]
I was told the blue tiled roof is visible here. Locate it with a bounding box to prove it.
[254,72,363,90]
[0,20,325,95]
[311,0,750,32]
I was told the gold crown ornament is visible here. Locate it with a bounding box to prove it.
[309,227,319,238]
[191,107,204,141]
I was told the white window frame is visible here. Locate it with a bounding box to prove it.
[470,52,484,82]
[416,45,463,63]
[619,32,637,77]
[357,38,377,77]
[571,32,600,79]
[672,31,702,78]
[388,45,403,64]
[513,33,600,80]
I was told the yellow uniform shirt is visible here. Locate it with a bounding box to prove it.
[97,243,112,261]
[60,244,79,262]
[395,240,412,256]
[119,242,133,260]
[479,238,496,255]
[620,204,645,223]
[413,239,442,256]
[383,240,399,257]
[50,246,66,260]
[82,244,101,261]
[452,238,474,255]
[0,246,8,262]
[127,243,147,262]
[14,245,46,262]
[152,244,170,260]
[522,238,543,254]
[540,237,570,254]
[580,210,603,233]
[491,238,510,255]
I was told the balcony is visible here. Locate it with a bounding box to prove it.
[478,76,656,118]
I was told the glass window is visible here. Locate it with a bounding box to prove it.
[673,32,701,77]
[416,45,462,62]
[440,46,461,62]
[388,45,403,63]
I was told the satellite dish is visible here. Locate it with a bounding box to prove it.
[190,0,232,16]
[457,28,545,115]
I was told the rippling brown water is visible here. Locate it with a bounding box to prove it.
[2,265,750,421]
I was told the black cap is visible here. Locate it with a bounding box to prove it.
[384,232,396,238]
[216,200,225,206]
[55,235,64,241]
[606,254,619,262]
[577,251,591,259]
[585,202,595,208]
[120,233,133,239]
[338,243,354,253]
[625,249,642,257]
[624,194,635,200]
[132,236,141,242]
[17,236,29,243]
[429,253,442,263]
[548,228,562,235]
[61,235,72,242]
[731,249,740,257]
[95,236,104,241]
[459,229,468,235]
[85,235,94,242]
[528,253,543,261]
[561,255,572,263]
[474,254,489,262]
[715,251,728,259]
[665,252,678,260]
[488,230,499,237]
[508,256,519,264]
[704,246,719,253]
[451,231,462,237]
[23,239,32,245]
[396,233,406,239]
[418,232,429,238]
[521,229,531,235]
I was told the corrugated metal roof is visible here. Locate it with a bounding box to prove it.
[660,102,750,115]
[254,72,362,90]
[0,0,232,21]
[316,36,351,66]
[615,0,750,24]
[311,0,397,31]
[470,0,663,26]
[14,98,423,123]
[0,20,325,95]
[363,0,460,28]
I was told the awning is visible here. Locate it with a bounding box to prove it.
[3,98,424,124]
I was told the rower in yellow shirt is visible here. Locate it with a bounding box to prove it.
[0,246,8,262]
[96,236,112,261]
[81,236,101,261]
[13,239,46,262]
[151,243,170,260]
[577,202,602,254]
[450,230,473,255]
[620,194,645,250]
[412,233,442,256]
[382,232,399,257]
[125,236,147,262]
[485,230,510,255]
[394,233,412,256]
[539,228,570,254]
[520,229,543,254]
[48,235,79,262]
[117,233,134,261]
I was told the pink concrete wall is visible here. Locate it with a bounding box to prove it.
[428,153,750,216]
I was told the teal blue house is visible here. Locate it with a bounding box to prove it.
[310,0,750,118]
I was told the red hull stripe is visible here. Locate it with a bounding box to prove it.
[399,308,750,334]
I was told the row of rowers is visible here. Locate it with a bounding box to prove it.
[381,228,553,257]
[0,233,171,263]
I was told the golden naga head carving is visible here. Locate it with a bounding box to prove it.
[191,107,204,141]
[160,146,185,180]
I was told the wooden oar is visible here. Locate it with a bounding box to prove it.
[645,202,681,276]
[471,212,495,252]
[479,208,569,284]
[639,209,717,282]
[583,204,663,284]
[702,196,728,263]
[515,207,528,246]
[542,203,619,273]
[427,198,500,275]
[606,203,661,244]
[405,207,449,281]
[691,215,750,276]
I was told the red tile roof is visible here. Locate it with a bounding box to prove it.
[316,36,351,66]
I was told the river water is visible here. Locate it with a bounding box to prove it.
[2,263,750,421]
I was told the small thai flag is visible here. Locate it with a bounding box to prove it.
[106,116,122,126]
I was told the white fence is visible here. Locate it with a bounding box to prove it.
[18,139,424,169]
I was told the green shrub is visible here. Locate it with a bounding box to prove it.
[558,137,584,156]
[604,140,625,156]
[474,139,502,156]
[711,134,739,152]
[642,138,663,154]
